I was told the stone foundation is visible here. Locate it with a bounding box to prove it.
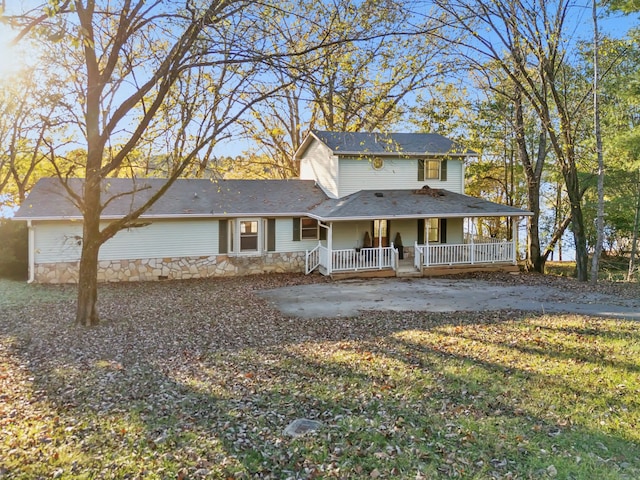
[34,252,306,284]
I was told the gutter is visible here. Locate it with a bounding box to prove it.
[307,211,534,222]
[13,212,321,222]
[27,220,35,283]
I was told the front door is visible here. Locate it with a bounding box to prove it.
[373,220,389,247]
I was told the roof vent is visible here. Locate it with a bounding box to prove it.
[375,192,384,198]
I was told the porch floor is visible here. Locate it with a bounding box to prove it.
[329,261,519,280]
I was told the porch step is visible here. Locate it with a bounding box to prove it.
[396,264,422,277]
[396,269,423,278]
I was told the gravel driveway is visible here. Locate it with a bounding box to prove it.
[258,275,640,320]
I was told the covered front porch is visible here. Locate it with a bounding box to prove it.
[304,187,531,278]
[305,228,520,278]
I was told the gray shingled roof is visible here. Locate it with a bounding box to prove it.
[14,178,530,221]
[14,177,328,220]
[310,130,473,156]
[309,188,531,220]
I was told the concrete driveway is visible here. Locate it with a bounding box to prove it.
[258,277,640,320]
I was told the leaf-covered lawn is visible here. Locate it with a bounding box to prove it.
[0,275,639,479]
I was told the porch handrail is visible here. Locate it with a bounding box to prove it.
[305,242,322,274]
[414,241,423,270]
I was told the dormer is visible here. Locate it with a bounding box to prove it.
[295,130,475,199]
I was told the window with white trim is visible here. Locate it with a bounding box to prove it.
[239,220,259,251]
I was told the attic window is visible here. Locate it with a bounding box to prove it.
[375,192,384,198]
[372,157,384,170]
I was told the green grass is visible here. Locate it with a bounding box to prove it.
[0,278,75,308]
[1,277,639,479]
[546,255,638,282]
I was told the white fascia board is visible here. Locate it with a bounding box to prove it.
[293,131,323,160]
[18,212,316,221]
[308,211,533,221]
[336,152,474,158]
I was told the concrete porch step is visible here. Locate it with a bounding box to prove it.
[396,260,422,277]
[396,269,423,278]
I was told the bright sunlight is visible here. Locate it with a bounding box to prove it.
[0,23,31,79]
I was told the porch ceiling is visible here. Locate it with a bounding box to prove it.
[309,188,532,221]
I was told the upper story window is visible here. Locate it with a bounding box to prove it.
[418,158,447,182]
[301,218,319,240]
[425,160,440,179]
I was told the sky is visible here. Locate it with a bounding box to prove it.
[0,1,638,221]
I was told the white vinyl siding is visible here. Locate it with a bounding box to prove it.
[332,221,371,249]
[330,218,464,251]
[389,219,417,246]
[274,218,319,253]
[299,138,339,198]
[34,219,218,263]
[446,218,464,243]
[34,221,84,263]
[338,157,464,198]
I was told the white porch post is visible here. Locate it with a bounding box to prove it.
[512,217,518,264]
[378,220,382,269]
[425,221,429,267]
[327,222,333,274]
[470,219,475,265]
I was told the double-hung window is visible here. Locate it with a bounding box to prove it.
[301,218,319,240]
[418,159,447,182]
[427,218,440,243]
[239,220,259,252]
[425,160,440,179]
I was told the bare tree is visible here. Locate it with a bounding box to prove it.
[10,0,357,325]
[0,56,68,208]
[238,0,454,178]
[431,0,593,280]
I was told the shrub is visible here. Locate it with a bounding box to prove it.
[0,218,28,279]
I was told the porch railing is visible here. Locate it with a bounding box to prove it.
[305,243,322,274]
[307,238,514,275]
[331,245,396,272]
[416,239,514,267]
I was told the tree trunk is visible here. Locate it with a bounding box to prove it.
[513,89,546,273]
[527,188,544,272]
[75,172,102,326]
[562,144,589,281]
[76,236,100,326]
[628,174,640,281]
[590,0,605,285]
[569,196,589,281]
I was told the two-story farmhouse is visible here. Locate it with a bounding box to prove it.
[14,131,532,283]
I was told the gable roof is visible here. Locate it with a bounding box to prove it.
[309,187,532,220]
[15,178,530,222]
[14,177,328,220]
[295,130,474,158]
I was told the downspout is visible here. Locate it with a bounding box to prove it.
[27,220,35,283]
